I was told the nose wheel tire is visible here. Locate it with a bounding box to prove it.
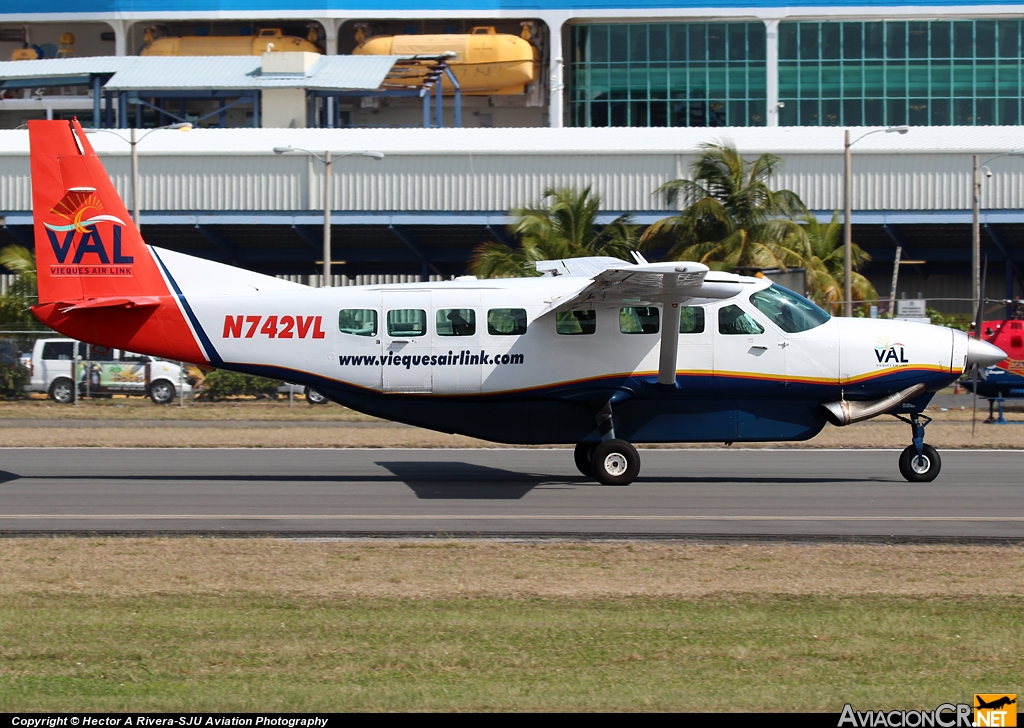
[898,444,941,482]
[573,443,595,477]
[590,439,641,486]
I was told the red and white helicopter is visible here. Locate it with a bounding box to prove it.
[27,119,1006,484]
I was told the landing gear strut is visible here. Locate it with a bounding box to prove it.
[893,413,941,482]
[574,400,642,485]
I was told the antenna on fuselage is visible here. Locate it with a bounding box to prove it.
[630,251,649,266]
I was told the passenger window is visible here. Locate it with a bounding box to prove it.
[620,307,660,334]
[436,308,476,337]
[387,309,427,337]
[119,350,147,363]
[42,342,74,360]
[679,306,705,334]
[487,308,527,335]
[339,309,377,337]
[718,305,765,335]
[556,310,596,335]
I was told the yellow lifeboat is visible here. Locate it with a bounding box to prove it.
[141,28,320,57]
[353,26,537,95]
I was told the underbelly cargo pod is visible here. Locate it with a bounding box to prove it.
[353,26,538,95]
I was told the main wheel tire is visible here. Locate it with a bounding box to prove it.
[573,442,595,477]
[898,444,941,482]
[150,380,175,405]
[305,387,328,405]
[49,377,75,404]
[590,439,641,486]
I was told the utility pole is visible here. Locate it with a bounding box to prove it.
[323,150,332,286]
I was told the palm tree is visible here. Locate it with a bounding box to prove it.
[641,142,809,271]
[0,244,42,330]
[470,186,640,278]
[801,212,877,315]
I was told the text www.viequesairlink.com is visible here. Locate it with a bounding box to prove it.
[340,350,525,369]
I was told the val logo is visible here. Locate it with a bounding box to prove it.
[874,336,909,366]
[43,190,133,276]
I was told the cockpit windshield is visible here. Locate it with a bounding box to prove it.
[749,284,831,334]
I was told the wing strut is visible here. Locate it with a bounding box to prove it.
[658,302,682,385]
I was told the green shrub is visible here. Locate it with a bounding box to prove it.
[0,360,29,399]
[199,369,281,400]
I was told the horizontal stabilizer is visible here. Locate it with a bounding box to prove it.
[57,296,162,313]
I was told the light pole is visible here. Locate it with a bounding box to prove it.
[86,123,192,229]
[972,150,1024,326]
[273,147,385,286]
[843,125,909,317]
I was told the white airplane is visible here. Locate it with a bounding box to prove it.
[27,119,1006,485]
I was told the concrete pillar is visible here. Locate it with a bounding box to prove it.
[108,19,127,57]
[764,19,780,127]
[542,13,571,128]
[320,18,344,55]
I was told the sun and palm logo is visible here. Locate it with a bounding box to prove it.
[43,189,125,233]
[874,335,910,365]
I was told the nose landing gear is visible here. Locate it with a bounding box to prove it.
[894,413,941,482]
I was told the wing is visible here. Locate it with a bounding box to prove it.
[535,258,748,388]
[539,261,745,316]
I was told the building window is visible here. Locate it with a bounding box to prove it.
[779,19,1024,126]
[569,22,767,128]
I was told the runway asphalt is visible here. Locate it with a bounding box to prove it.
[1,447,1022,540]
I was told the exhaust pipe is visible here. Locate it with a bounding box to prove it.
[820,383,927,427]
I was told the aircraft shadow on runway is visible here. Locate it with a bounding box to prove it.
[375,461,580,499]
[0,467,877,493]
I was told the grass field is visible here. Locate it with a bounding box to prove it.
[1,540,1020,712]
[2,398,1024,449]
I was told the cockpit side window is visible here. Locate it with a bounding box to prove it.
[718,305,764,335]
[749,284,831,334]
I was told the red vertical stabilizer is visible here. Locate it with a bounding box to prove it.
[29,119,207,363]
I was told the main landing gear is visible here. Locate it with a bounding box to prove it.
[893,413,941,482]
[574,400,642,485]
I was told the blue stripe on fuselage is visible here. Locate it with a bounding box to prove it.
[150,247,223,366]
[212,360,951,444]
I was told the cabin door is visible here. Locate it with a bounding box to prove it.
[381,291,433,393]
[712,301,787,395]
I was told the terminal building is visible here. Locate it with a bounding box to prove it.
[1,1,1023,312]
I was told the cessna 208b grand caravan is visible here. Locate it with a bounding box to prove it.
[27,119,1006,484]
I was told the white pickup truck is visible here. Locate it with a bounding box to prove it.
[25,338,192,404]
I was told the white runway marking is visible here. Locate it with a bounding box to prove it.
[2,515,1022,522]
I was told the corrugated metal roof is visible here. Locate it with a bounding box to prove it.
[0,55,405,91]
[102,56,262,90]
[0,57,134,79]
[274,55,400,90]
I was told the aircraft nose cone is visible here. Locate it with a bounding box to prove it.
[966,338,1007,368]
